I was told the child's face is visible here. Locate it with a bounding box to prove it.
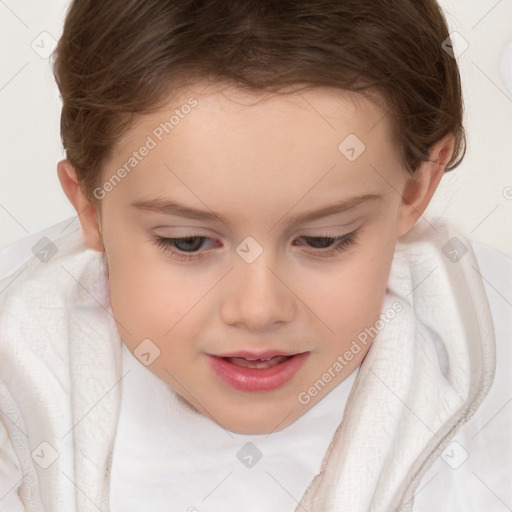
[98,83,409,434]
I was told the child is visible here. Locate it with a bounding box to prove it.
[0,0,508,511]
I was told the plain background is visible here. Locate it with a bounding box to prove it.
[0,0,511,256]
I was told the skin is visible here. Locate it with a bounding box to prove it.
[58,82,454,434]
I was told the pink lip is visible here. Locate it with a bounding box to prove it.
[206,352,309,392]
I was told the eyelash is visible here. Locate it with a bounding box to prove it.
[152,229,359,262]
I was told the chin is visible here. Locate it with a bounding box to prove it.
[207,405,300,435]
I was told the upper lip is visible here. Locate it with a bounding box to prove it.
[210,350,303,360]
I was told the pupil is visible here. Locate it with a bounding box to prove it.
[176,237,203,252]
[306,236,333,249]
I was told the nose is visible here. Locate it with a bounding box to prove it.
[220,255,295,332]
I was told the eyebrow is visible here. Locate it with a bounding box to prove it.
[131,193,382,226]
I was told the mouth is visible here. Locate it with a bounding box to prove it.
[223,354,293,369]
[206,351,309,392]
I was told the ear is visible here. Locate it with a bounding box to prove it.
[57,160,105,252]
[396,134,455,238]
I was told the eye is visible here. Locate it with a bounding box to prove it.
[152,228,359,261]
[292,229,359,257]
[153,235,218,261]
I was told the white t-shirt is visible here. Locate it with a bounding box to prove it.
[109,343,359,512]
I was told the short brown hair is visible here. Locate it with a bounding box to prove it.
[52,0,466,204]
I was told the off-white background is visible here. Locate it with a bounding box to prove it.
[0,0,511,256]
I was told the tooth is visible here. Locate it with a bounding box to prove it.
[227,355,290,368]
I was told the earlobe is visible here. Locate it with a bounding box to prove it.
[396,134,455,238]
[57,160,105,252]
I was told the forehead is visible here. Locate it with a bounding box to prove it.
[101,82,402,216]
[115,80,394,158]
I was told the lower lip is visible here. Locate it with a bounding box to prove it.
[206,352,309,392]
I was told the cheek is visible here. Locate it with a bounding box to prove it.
[105,239,181,341]
[106,243,216,358]
[347,237,396,329]
[300,239,394,339]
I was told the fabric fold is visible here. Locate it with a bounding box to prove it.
[66,250,123,511]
